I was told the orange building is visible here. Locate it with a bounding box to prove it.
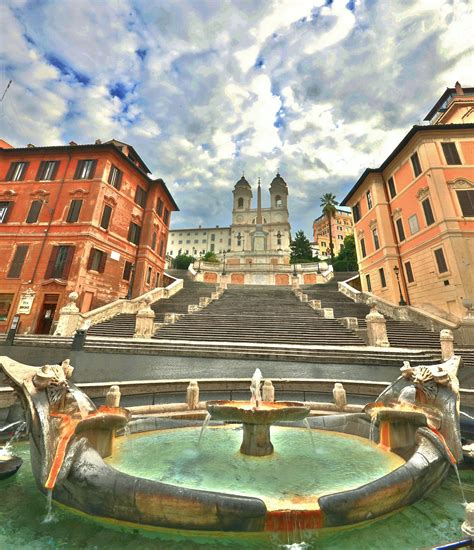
[0,139,178,334]
[341,82,474,322]
[312,207,353,258]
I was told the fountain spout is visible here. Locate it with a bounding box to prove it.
[250,368,263,408]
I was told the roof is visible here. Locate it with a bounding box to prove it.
[0,140,179,211]
[313,207,352,224]
[103,139,151,174]
[270,172,287,187]
[341,123,474,205]
[424,86,474,121]
[169,226,230,233]
[234,175,251,189]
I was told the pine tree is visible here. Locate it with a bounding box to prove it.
[290,230,313,263]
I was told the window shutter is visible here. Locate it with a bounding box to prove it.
[89,160,97,179]
[36,161,46,181]
[87,248,95,270]
[457,190,474,217]
[74,161,83,179]
[62,246,75,279]
[45,246,59,279]
[19,162,29,181]
[51,161,60,180]
[5,163,16,181]
[101,205,112,229]
[67,200,82,223]
[99,251,107,273]
[26,200,42,223]
[7,245,29,278]
[115,170,122,190]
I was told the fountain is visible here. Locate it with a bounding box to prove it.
[0,421,25,479]
[0,354,464,536]
[207,368,310,456]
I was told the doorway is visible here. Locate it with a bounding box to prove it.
[36,294,59,334]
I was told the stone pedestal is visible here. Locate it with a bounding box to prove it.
[440,329,454,361]
[186,381,200,410]
[462,502,474,536]
[333,383,347,409]
[106,385,121,408]
[341,317,358,329]
[134,298,155,339]
[262,380,275,402]
[54,292,82,336]
[366,305,390,347]
[241,423,273,456]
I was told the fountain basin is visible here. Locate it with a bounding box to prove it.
[206,400,310,424]
[0,453,23,480]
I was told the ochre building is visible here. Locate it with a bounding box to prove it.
[0,139,178,334]
[341,82,474,322]
[312,207,353,258]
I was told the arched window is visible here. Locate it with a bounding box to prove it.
[275,195,282,207]
[237,197,244,209]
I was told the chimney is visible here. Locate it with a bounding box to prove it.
[69,141,78,146]
[95,139,102,144]
[455,81,464,95]
[27,143,35,148]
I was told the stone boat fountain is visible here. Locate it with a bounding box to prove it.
[0,354,463,534]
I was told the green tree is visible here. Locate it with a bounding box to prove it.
[203,251,219,263]
[173,254,195,270]
[320,193,339,263]
[332,234,358,272]
[290,230,314,264]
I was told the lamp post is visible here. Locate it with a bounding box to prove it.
[221,251,227,275]
[292,262,297,278]
[197,255,202,273]
[393,265,406,306]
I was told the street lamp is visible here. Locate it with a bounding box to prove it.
[393,265,406,306]
[221,251,227,275]
[292,262,297,278]
[197,255,202,273]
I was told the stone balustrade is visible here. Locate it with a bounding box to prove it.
[309,299,322,310]
[54,278,183,337]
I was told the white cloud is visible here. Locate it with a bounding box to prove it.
[1,0,473,234]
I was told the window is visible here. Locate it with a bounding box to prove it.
[211,233,215,241]
[441,142,461,165]
[128,222,141,245]
[0,294,14,321]
[275,195,282,207]
[408,214,419,235]
[108,165,123,189]
[123,261,133,281]
[365,274,372,292]
[366,190,373,210]
[379,268,386,288]
[360,238,366,258]
[163,208,169,225]
[87,248,107,272]
[352,202,361,222]
[7,245,29,278]
[210,243,215,252]
[100,205,112,230]
[395,218,406,242]
[422,198,435,226]
[45,245,75,279]
[6,161,28,181]
[405,261,414,283]
[0,201,12,223]
[159,240,164,257]
[135,186,147,208]
[237,197,244,209]
[26,200,42,223]
[410,152,422,177]
[151,232,157,250]
[66,199,83,223]
[74,159,97,180]
[156,198,164,216]
[186,240,190,244]
[36,160,59,181]
[434,248,448,274]
[372,227,380,250]
[456,190,474,216]
[146,266,152,285]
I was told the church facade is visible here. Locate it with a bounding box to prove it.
[167,173,291,259]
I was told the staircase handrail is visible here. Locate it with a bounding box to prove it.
[54,279,184,336]
[338,275,361,302]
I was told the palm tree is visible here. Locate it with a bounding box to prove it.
[320,193,339,263]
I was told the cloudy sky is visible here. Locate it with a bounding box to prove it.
[1,0,472,235]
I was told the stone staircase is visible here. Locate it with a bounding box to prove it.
[152,285,365,347]
[87,270,216,339]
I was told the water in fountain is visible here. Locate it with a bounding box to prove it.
[250,368,262,408]
[197,413,211,447]
[303,418,315,452]
[453,463,468,505]
[42,489,57,524]
[0,421,26,457]
[68,386,92,418]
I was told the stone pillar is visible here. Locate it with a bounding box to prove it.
[105,385,121,408]
[54,292,82,336]
[262,379,275,402]
[341,317,358,329]
[333,383,347,409]
[133,297,155,338]
[366,304,390,347]
[440,329,454,361]
[186,380,200,410]
[322,308,334,319]
[291,276,300,289]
